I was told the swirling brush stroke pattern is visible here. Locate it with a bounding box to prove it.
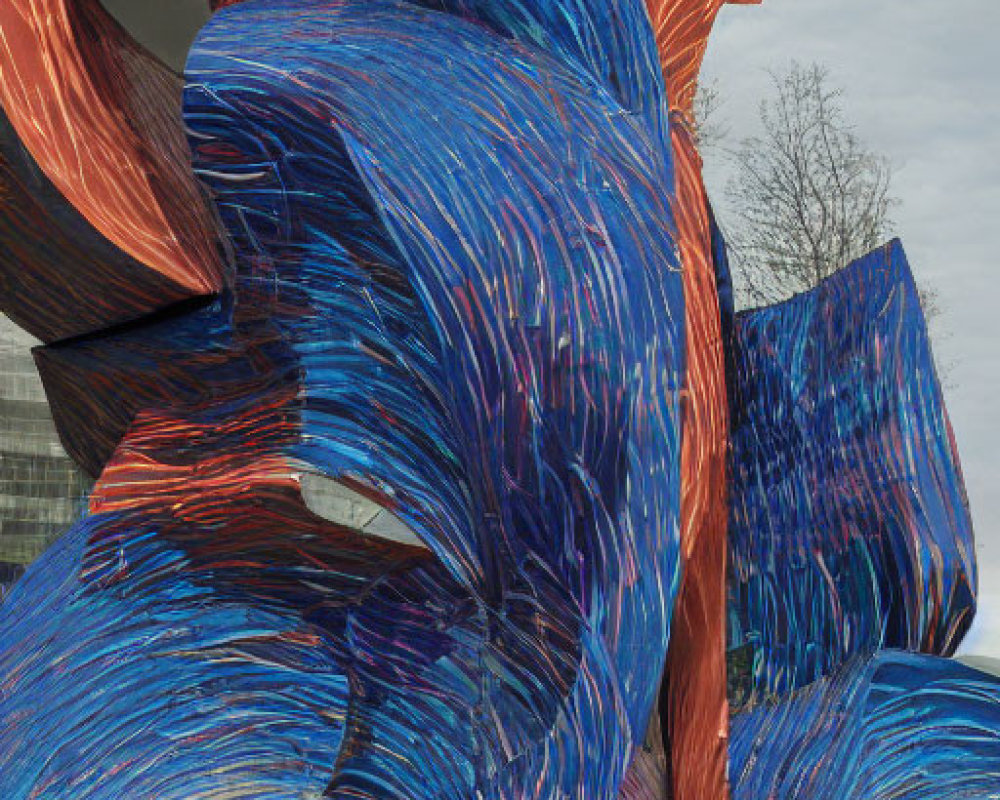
[2,0,690,797]
[0,0,226,342]
[0,0,225,314]
[182,3,685,795]
[730,650,1000,799]
[0,513,352,799]
[726,241,977,707]
[0,0,994,798]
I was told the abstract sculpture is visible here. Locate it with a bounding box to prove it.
[0,1,996,798]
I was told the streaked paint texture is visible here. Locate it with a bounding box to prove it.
[730,650,1000,799]
[0,1,996,799]
[0,0,225,341]
[726,242,976,708]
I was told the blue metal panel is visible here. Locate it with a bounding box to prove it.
[726,240,976,705]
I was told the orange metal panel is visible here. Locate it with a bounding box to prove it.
[0,0,224,319]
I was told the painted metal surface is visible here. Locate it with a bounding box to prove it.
[0,2,993,798]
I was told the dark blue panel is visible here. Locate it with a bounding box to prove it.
[730,650,1000,799]
[726,240,976,705]
[0,515,350,799]
[402,0,670,137]
[180,2,687,794]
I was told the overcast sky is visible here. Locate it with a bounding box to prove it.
[63,1,1000,656]
[703,0,1000,656]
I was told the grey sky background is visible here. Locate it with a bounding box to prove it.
[703,0,1000,656]
[80,1,1000,656]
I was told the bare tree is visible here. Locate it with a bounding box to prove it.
[717,60,949,375]
[723,62,903,305]
[692,78,728,152]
